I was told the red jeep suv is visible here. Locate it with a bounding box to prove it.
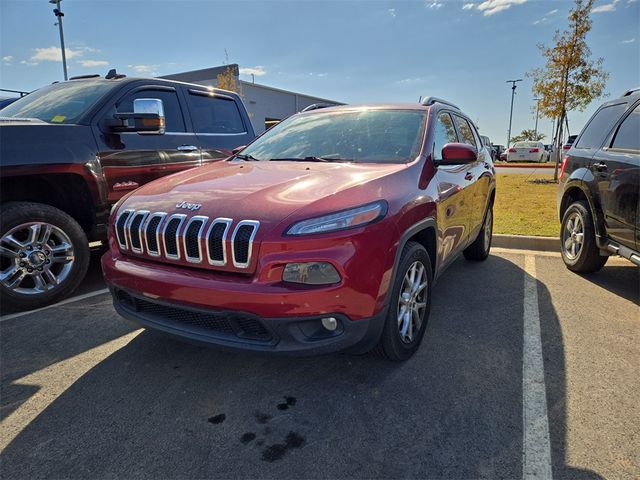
[102,98,496,360]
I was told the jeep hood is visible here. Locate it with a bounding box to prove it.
[118,161,407,233]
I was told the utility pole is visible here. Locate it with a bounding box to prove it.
[533,97,541,140]
[49,0,68,81]
[506,79,522,146]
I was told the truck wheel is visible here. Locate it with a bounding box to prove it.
[0,202,90,311]
[463,205,493,261]
[373,242,432,361]
[560,200,607,273]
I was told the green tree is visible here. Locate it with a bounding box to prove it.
[528,0,608,180]
[510,129,546,143]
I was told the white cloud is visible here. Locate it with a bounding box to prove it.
[621,37,636,43]
[239,66,266,76]
[388,8,397,17]
[427,1,443,9]
[20,59,39,66]
[593,0,620,12]
[546,8,558,14]
[397,78,424,85]
[78,59,109,68]
[127,64,159,75]
[462,3,476,9]
[477,0,527,16]
[30,46,93,62]
[3,55,13,62]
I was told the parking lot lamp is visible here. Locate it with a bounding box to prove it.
[506,79,523,146]
[533,97,541,139]
[49,0,68,81]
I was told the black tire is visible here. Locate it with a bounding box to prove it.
[373,241,433,361]
[560,200,608,273]
[0,202,90,311]
[464,205,493,261]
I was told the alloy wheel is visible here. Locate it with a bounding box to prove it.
[484,209,493,251]
[397,260,428,344]
[0,222,75,295]
[562,212,584,260]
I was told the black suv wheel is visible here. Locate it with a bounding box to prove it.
[560,200,608,273]
[0,202,90,311]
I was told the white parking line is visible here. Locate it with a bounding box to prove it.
[0,288,110,322]
[522,255,553,479]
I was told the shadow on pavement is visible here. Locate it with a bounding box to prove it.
[0,255,603,479]
[576,264,640,306]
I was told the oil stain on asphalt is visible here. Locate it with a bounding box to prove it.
[207,413,226,424]
[261,432,306,462]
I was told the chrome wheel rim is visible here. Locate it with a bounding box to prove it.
[0,222,75,295]
[397,261,428,344]
[484,209,493,251]
[562,212,584,260]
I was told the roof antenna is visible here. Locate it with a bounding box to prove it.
[105,69,126,80]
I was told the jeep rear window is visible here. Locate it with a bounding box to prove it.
[0,81,113,124]
[239,109,426,164]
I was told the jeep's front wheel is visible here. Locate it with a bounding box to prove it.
[0,202,90,311]
[373,241,432,361]
[560,200,607,273]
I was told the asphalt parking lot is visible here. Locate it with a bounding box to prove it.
[1,248,638,479]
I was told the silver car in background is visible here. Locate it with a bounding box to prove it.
[506,141,546,162]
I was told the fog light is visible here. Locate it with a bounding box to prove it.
[283,262,341,285]
[321,317,338,331]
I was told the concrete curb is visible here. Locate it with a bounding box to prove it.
[494,164,556,169]
[493,234,559,252]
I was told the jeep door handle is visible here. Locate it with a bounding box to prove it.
[465,172,474,181]
[177,145,199,152]
[594,161,607,172]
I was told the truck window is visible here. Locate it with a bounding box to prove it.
[116,89,186,133]
[611,104,640,151]
[187,94,246,134]
[575,103,626,149]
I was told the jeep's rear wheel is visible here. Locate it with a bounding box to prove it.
[373,241,432,361]
[0,202,90,311]
[463,205,493,261]
[560,200,607,273]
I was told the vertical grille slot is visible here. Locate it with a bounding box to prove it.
[115,209,133,250]
[162,214,186,259]
[128,211,149,253]
[231,220,259,268]
[144,213,166,256]
[206,218,232,266]
[183,216,207,263]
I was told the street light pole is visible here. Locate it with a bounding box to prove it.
[533,97,541,140]
[506,79,522,146]
[50,0,68,81]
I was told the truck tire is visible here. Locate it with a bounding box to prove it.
[560,200,608,273]
[373,241,432,361]
[463,205,493,261]
[0,202,90,311]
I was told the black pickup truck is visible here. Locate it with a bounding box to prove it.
[0,72,255,310]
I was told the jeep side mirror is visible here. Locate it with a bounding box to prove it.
[232,145,246,155]
[111,98,166,135]
[438,143,478,165]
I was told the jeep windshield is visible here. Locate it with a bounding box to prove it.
[0,80,113,125]
[239,109,426,164]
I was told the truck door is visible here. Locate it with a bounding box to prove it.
[597,103,640,249]
[94,85,202,203]
[184,89,255,164]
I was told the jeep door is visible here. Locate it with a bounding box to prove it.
[596,103,640,249]
[432,111,474,263]
[183,89,255,164]
[94,85,202,203]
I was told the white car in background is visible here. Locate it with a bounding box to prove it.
[506,141,546,162]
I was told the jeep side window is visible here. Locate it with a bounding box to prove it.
[610,104,640,151]
[575,103,626,149]
[433,112,458,160]
[452,115,477,148]
[187,94,246,134]
[116,89,186,133]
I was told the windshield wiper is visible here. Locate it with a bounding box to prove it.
[234,153,260,161]
[269,156,352,163]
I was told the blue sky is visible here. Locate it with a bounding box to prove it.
[1,0,638,143]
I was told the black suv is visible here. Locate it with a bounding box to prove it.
[0,72,255,310]
[558,88,639,271]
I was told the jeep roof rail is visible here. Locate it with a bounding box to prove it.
[419,96,460,110]
[622,87,640,97]
[301,103,336,112]
[69,74,101,80]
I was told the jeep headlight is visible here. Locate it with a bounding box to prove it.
[286,201,387,236]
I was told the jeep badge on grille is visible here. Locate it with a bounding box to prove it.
[176,201,202,211]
